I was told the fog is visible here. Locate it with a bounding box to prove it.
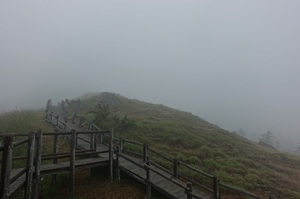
[1,0,300,151]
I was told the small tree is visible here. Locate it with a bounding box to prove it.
[296,139,300,153]
[46,99,52,112]
[92,101,136,132]
[260,130,276,146]
[237,128,247,138]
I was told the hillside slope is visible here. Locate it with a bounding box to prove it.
[65,92,300,199]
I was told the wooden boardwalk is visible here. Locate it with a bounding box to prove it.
[46,111,214,199]
[0,108,265,199]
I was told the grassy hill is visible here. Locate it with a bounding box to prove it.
[1,93,300,198]
[65,92,300,199]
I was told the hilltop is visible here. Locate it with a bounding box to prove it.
[65,92,300,199]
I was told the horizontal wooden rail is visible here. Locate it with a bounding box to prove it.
[0,133,28,137]
[13,139,28,147]
[122,138,143,146]
[117,153,145,169]
[10,168,27,184]
[76,136,90,144]
[122,149,143,158]
[144,164,187,190]
[177,160,213,179]
[149,160,173,176]
[148,147,173,163]
[77,130,110,134]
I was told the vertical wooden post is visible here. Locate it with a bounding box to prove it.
[63,122,67,132]
[90,132,95,158]
[79,116,84,127]
[119,138,123,154]
[34,130,42,199]
[50,112,53,123]
[25,132,36,199]
[143,143,148,162]
[0,135,13,199]
[70,130,76,198]
[108,128,114,182]
[52,129,59,187]
[145,157,151,199]
[99,133,103,145]
[90,132,95,150]
[173,158,178,178]
[72,113,76,124]
[56,115,59,127]
[116,146,121,181]
[213,176,220,199]
[186,182,193,199]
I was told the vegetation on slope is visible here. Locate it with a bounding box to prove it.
[65,92,300,199]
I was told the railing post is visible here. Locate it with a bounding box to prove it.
[79,116,83,127]
[52,129,59,187]
[63,122,67,132]
[145,157,151,199]
[25,132,36,199]
[56,115,59,127]
[34,130,42,199]
[186,182,193,199]
[109,128,114,182]
[72,113,76,124]
[99,133,103,145]
[119,138,123,154]
[213,176,220,199]
[70,129,76,198]
[173,158,179,178]
[90,132,95,150]
[50,112,53,123]
[116,146,121,181]
[0,135,13,199]
[143,143,148,162]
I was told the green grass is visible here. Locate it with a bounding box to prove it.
[1,93,300,199]
[66,92,300,199]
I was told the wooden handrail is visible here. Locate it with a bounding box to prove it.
[144,164,187,190]
[147,147,173,163]
[122,138,143,146]
[177,160,213,179]
[13,139,29,147]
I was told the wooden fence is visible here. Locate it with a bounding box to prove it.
[113,136,268,199]
[0,128,113,199]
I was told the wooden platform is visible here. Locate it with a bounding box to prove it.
[40,157,109,176]
[117,154,213,199]
[9,169,26,198]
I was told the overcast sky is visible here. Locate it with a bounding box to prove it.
[1,0,300,149]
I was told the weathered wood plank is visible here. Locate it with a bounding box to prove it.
[70,130,76,198]
[0,135,13,199]
[25,132,35,199]
[34,130,42,199]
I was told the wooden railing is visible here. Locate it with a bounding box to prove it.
[46,109,273,199]
[113,136,267,199]
[0,127,113,199]
[0,132,35,199]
